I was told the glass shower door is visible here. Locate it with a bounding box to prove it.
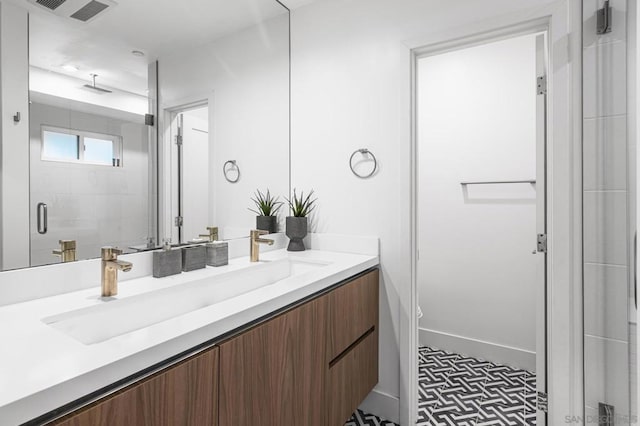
[583,0,636,423]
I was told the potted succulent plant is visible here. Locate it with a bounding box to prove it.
[249,189,283,234]
[285,189,317,252]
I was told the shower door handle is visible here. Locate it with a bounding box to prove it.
[37,202,48,235]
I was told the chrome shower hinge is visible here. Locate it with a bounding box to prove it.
[597,0,612,34]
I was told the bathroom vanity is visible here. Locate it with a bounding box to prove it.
[49,270,378,426]
[0,236,379,426]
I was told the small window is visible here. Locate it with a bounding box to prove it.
[41,127,122,167]
[42,131,79,161]
[84,137,115,165]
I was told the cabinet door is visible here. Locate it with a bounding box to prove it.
[52,347,219,426]
[327,269,379,362]
[218,296,328,426]
[327,329,378,426]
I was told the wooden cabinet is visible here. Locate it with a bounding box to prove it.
[326,269,379,426]
[218,294,328,426]
[46,268,379,426]
[219,269,379,426]
[51,347,219,426]
[327,269,379,362]
[327,329,379,426]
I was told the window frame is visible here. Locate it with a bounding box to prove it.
[40,125,123,167]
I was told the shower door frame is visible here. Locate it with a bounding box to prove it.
[406,9,583,425]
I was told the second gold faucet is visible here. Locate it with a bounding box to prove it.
[250,230,273,262]
[101,247,133,297]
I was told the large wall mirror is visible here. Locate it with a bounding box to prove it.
[2,0,290,271]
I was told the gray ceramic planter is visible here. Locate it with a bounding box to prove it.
[256,215,277,233]
[286,216,307,251]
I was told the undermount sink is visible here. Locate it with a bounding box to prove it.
[42,257,330,345]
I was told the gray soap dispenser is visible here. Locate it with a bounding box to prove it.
[153,239,182,278]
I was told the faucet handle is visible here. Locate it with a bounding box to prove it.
[199,226,218,242]
[101,246,123,260]
[251,229,269,237]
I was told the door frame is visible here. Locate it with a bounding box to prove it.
[405,7,583,424]
[412,26,549,423]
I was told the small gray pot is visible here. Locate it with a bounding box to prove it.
[256,215,277,233]
[286,216,307,251]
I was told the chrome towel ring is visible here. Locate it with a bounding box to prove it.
[223,160,240,183]
[349,148,377,179]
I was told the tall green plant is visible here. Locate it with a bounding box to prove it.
[249,189,283,216]
[286,189,317,217]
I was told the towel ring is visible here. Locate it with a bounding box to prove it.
[349,148,377,179]
[223,160,240,183]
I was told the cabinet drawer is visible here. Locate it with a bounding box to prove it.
[327,328,378,426]
[327,269,379,361]
[51,347,219,426]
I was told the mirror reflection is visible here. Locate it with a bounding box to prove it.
[12,0,290,271]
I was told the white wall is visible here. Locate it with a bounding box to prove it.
[288,0,581,423]
[417,35,537,369]
[29,102,149,265]
[159,14,289,241]
[0,2,29,270]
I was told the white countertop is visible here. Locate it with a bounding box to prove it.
[0,247,378,425]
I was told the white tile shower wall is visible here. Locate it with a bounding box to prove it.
[29,102,149,266]
[288,0,564,422]
[583,116,628,190]
[584,335,630,414]
[584,263,630,341]
[583,0,632,417]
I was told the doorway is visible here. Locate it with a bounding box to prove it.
[169,104,211,244]
[414,32,548,425]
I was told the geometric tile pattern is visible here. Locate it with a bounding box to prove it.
[418,347,537,426]
[344,409,399,426]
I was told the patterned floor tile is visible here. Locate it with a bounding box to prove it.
[446,357,493,394]
[344,409,399,426]
[418,347,536,426]
[418,347,461,412]
[523,373,537,426]
[476,401,526,426]
[431,390,484,426]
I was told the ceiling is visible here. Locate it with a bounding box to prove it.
[16,0,289,95]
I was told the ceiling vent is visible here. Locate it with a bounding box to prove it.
[70,0,109,22]
[35,0,67,10]
[27,0,116,23]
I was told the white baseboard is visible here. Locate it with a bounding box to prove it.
[419,328,536,372]
[359,388,400,425]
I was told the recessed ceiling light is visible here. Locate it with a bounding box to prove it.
[62,64,79,72]
[131,50,145,57]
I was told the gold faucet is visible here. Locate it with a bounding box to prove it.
[52,240,76,263]
[199,226,219,242]
[250,230,274,262]
[101,247,133,297]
